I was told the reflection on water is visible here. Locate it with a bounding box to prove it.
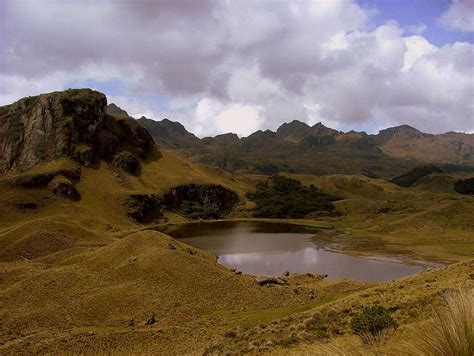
[170,221,425,282]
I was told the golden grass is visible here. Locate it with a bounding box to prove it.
[213,260,474,354]
[400,287,474,356]
[0,152,473,354]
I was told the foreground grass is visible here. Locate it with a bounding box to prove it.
[401,287,474,356]
[1,154,474,354]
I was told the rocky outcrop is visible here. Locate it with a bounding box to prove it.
[47,175,81,201]
[98,112,155,161]
[123,194,162,223]
[0,89,155,174]
[5,164,81,188]
[112,151,141,175]
[163,184,239,219]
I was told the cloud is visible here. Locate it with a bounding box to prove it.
[1,0,473,136]
[195,98,262,137]
[402,36,436,72]
[439,0,474,32]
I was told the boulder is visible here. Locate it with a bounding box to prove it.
[145,314,156,325]
[255,276,288,287]
[47,175,81,201]
[112,151,141,174]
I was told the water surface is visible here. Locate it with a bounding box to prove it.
[170,221,425,282]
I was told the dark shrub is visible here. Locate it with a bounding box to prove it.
[163,184,239,220]
[453,178,474,195]
[246,176,336,218]
[351,306,398,345]
[391,165,444,187]
[255,163,279,175]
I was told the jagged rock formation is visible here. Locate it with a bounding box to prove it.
[193,122,473,177]
[0,89,155,174]
[128,110,474,177]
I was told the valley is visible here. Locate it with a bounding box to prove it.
[0,89,473,354]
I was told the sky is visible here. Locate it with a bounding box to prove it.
[1,0,473,137]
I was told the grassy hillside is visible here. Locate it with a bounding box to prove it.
[0,150,473,354]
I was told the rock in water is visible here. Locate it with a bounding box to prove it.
[47,175,81,201]
[0,89,155,174]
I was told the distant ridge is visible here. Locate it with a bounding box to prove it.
[104,103,474,177]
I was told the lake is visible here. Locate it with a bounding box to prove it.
[169,221,425,282]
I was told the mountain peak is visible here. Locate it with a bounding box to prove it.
[376,124,429,143]
[106,103,130,118]
[277,120,310,130]
[277,120,311,142]
[136,117,198,148]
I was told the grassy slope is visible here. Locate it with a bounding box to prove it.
[0,150,473,354]
[0,230,365,354]
[215,259,474,354]
[281,172,474,264]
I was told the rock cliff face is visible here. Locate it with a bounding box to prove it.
[0,89,155,174]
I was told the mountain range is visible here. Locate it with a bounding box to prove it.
[108,104,474,178]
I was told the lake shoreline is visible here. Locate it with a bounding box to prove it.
[162,220,430,282]
[152,218,444,270]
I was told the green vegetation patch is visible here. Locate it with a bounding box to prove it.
[391,165,444,187]
[246,176,337,218]
[351,306,398,345]
[163,184,239,220]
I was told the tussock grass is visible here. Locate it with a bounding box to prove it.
[402,287,474,356]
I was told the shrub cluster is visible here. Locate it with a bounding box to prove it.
[390,165,444,187]
[350,306,398,345]
[454,177,474,195]
[246,176,336,218]
[179,200,221,220]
